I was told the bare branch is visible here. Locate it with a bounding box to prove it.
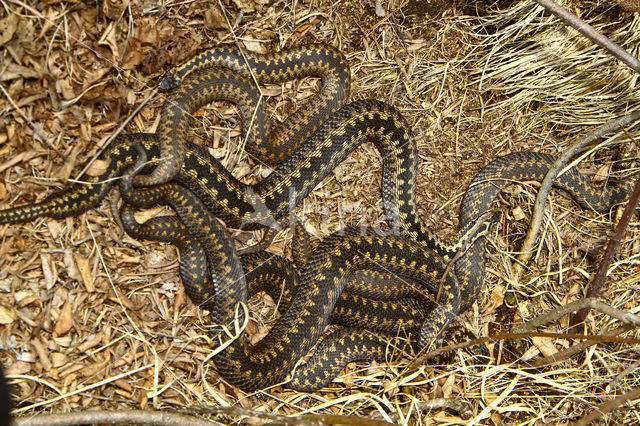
[570,173,640,330]
[534,0,640,73]
[573,388,640,426]
[517,110,640,267]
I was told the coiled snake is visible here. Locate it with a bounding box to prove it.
[0,44,635,391]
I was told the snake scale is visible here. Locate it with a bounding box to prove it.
[1,44,635,391]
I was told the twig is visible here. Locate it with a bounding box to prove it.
[573,388,640,426]
[608,357,640,391]
[570,173,640,330]
[530,324,634,367]
[407,331,640,370]
[10,364,154,414]
[518,0,640,267]
[73,88,158,180]
[534,0,640,73]
[190,405,396,425]
[511,298,640,367]
[12,410,219,426]
[513,298,640,334]
[516,109,640,267]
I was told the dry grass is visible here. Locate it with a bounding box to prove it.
[0,0,639,424]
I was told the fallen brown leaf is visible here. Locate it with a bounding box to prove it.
[5,360,32,376]
[53,301,74,337]
[40,252,58,290]
[0,62,41,82]
[532,334,562,358]
[0,13,18,46]
[0,304,16,324]
[86,158,110,177]
[50,352,68,368]
[74,253,96,292]
[0,151,42,174]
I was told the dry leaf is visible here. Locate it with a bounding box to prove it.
[53,301,74,337]
[121,43,145,70]
[249,323,269,345]
[232,0,257,13]
[0,13,18,46]
[80,357,110,377]
[134,206,165,223]
[511,205,525,221]
[40,252,58,290]
[17,295,40,308]
[115,379,133,392]
[406,39,428,51]
[0,63,41,82]
[98,21,118,59]
[46,220,63,239]
[342,368,354,388]
[531,335,558,357]
[442,373,456,398]
[108,287,134,310]
[205,5,227,30]
[485,283,506,315]
[55,144,80,181]
[0,304,16,324]
[77,332,104,352]
[5,361,31,376]
[243,39,268,54]
[63,249,82,283]
[0,150,40,174]
[56,78,76,100]
[86,159,110,177]
[594,164,609,183]
[73,254,95,292]
[138,19,158,44]
[51,352,68,368]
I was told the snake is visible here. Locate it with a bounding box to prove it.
[120,198,435,334]
[119,190,434,334]
[119,143,470,391]
[1,46,636,390]
[134,43,350,186]
[119,198,437,332]
[0,65,442,345]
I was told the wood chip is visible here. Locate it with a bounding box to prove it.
[31,337,53,371]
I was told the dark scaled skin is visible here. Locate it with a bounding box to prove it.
[119,143,459,391]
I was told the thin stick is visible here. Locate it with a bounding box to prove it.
[531,325,634,367]
[73,88,158,180]
[573,388,640,426]
[534,0,640,73]
[13,410,219,426]
[517,109,640,266]
[518,0,640,266]
[407,331,640,370]
[570,172,640,329]
[513,298,640,334]
[192,405,396,426]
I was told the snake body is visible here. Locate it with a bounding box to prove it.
[135,44,350,186]
[119,202,432,333]
[120,145,459,391]
[0,45,636,391]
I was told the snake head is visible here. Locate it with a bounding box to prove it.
[158,71,180,91]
